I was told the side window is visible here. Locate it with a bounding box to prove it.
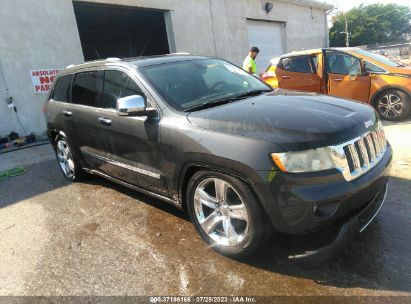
[52,75,72,102]
[364,61,387,73]
[311,56,318,71]
[103,70,143,109]
[327,52,362,75]
[72,71,99,107]
[280,56,312,73]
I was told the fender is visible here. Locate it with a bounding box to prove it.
[173,153,280,229]
[46,128,68,146]
[370,85,411,105]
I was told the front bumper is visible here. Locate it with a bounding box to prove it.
[254,142,392,235]
[288,184,388,267]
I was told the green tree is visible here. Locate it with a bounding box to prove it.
[329,4,411,47]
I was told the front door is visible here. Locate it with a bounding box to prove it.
[97,69,168,195]
[276,55,321,92]
[325,50,371,102]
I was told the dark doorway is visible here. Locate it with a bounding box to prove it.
[73,2,170,60]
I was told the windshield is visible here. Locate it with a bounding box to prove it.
[353,49,403,67]
[139,58,271,111]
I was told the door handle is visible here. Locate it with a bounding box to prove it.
[333,78,343,81]
[98,117,112,126]
[62,110,72,117]
[281,76,292,79]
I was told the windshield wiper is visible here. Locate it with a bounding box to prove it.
[183,89,271,112]
[234,89,272,99]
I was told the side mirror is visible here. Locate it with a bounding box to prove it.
[116,95,157,117]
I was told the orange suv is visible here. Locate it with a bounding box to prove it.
[260,48,411,120]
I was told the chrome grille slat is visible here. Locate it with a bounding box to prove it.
[347,144,360,172]
[330,122,387,182]
[358,138,370,168]
[371,132,381,157]
[365,135,376,162]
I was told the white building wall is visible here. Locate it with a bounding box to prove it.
[0,0,331,137]
[0,0,84,138]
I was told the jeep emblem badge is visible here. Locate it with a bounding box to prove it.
[364,120,373,128]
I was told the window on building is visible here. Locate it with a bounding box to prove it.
[103,70,143,109]
[52,75,72,102]
[326,52,362,75]
[72,71,100,107]
[280,56,312,73]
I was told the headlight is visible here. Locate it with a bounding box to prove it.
[271,147,335,173]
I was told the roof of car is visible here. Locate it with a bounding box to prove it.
[276,47,362,59]
[61,53,211,75]
[125,54,211,67]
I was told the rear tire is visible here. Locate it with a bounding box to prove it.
[186,170,267,258]
[375,89,410,121]
[54,136,87,182]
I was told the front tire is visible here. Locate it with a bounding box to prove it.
[54,136,86,181]
[186,170,266,258]
[375,89,410,121]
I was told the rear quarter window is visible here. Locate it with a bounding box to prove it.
[364,61,387,73]
[279,56,312,73]
[52,75,72,102]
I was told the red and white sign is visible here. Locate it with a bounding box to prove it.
[30,69,61,93]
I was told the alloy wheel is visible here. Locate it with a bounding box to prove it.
[56,139,75,179]
[193,178,249,246]
[378,93,403,119]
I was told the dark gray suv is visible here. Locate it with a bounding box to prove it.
[45,55,392,263]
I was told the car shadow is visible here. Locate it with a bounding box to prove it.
[2,158,410,293]
[84,173,188,222]
[235,175,411,293]
[0,159,70,209]
[86,173,411,293]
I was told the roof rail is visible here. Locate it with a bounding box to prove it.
[167,52,190,55]
[65,57,122,69]
[105,57,121,62]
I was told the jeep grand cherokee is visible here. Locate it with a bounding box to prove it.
[45,55,392,263]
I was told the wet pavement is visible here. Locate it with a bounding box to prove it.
[0,120,410,296]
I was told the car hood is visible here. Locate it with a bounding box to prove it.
[394,66,411,75]
[186,90,378,151]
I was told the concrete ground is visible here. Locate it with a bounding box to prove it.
[0,120,410,297]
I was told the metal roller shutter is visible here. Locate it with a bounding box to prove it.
[247,20,284,74]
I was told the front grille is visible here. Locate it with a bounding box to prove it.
[329,122,387,181]
[342,125,387,178]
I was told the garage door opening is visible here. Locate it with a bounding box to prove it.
[247,20,284,74]
[73,2,170,61]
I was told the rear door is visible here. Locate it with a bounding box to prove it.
[70,70,107,169]
[96,69,168,195]
[47,74,76,143]
[325,50,371,102]
[276,55,321,92]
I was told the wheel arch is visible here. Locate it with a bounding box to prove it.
[370,85,411,106]
[177,160,276,231]
[48,129,68,149]
[178,162,248,212]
